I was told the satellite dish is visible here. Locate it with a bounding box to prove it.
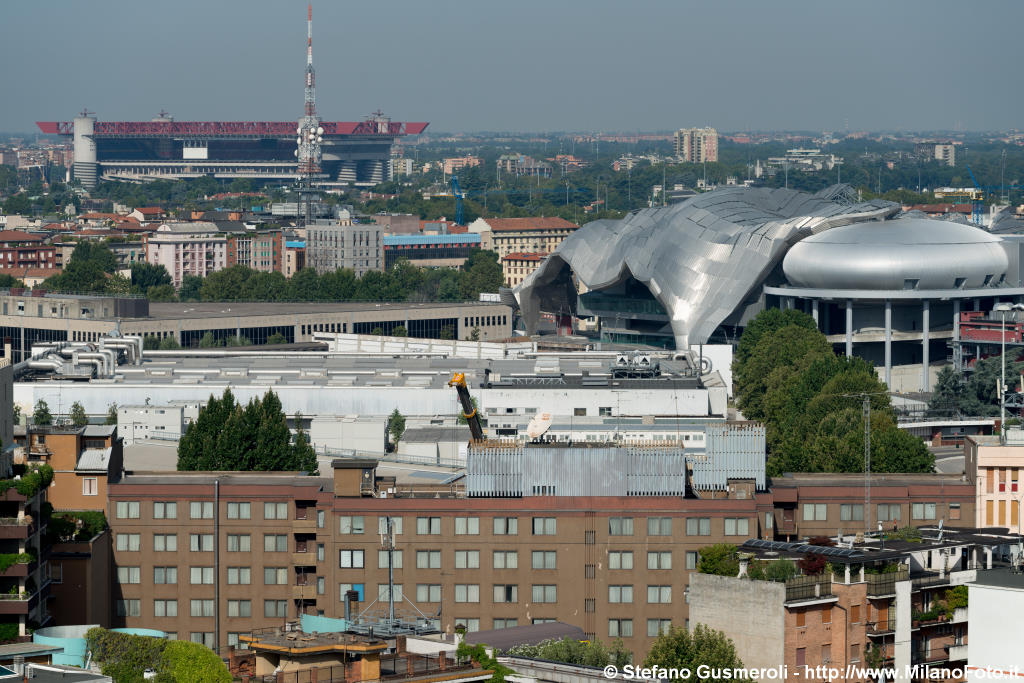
[526,412,553,440]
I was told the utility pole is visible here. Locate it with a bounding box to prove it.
[863,394,871,535]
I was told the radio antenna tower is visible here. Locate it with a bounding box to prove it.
[296,4,323,224]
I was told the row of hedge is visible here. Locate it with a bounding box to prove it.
[0,465,54,498]
[85,627,230,682]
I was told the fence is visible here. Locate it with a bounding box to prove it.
[866,570,909,597]
[785,575,833,603]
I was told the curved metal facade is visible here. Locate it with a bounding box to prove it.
[783,218,1008,290]
[516,186,899,348]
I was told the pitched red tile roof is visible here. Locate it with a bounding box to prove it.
[502,252,548,262]
[482,217,578,232]
[0,230,44,244]
[0,266,61,280]
[134,207,163,215]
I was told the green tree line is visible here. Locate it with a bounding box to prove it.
[733,309,934,476]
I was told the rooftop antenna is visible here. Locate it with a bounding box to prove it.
[296,3,323,226]
[380,516,396,624]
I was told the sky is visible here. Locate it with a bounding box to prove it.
[2,0,1023,135]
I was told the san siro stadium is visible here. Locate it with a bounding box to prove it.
[515,185,1024,392]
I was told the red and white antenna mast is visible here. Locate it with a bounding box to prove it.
[296,3,322,178]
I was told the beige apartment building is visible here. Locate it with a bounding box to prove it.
[465,217,578,260]
[673,127,718,163]
[966,434,1023,532]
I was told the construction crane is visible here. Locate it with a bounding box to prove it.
[965,166,985,226]
[448,372,484,441]
[450,175,464,226]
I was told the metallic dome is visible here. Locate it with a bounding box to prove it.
[783,217,1008,290]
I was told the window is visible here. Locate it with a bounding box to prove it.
[153,534,177,552]
[417,517,441,535]
[190,534,214,552]
[494,517,518,535]
[378,517,403,535]
[417,584,442,603]
[796,648,806,667]
[227,534,250,552]
[648,619,672,637]
[190,599,215,617]
[494,551,518,569]
[82,478,98,496]
[339,516,365,534]
[912,502,937,520]
[523,551,556,571]
[417,550,441,569]
[850,604,861,623]
[803,503,827,521]
[116,599,141,617]
[263,502,288,520]
[494,619,518,629]
[454,584,480,603]
[608,517,634,536]
[154,600,177,617]
[647,552,672,570]
[117,567,141,584]
[227,633,248,650]
[116,534,141,552]
[608,585,633,603]
[318,510,326,528]
[647,586,672,603]
[264,567,288,585]
[599,407,613,416]
[877,504,901,522]
[686,551,698,570]
[455,618,480,632]
[340,583,365,602]
[154,567,177,584]
[190,567,214,585]
[609,551,634,569]
[850,643,860,663]
[455,550,480,569]
[264,535,287,553]
[493,584,518,603]
[686,518,711,536]
[227,600,251,618]
[647,517,672,536]
[822,607,832,624]
[378,550,403,569]
[840,504,864,522]
[191,633,215,648]
[264,600,288,618]
[608,619,633,638]
[532,585,557,603]
[153,502,176,519]
[378,584,404,602]
[455,517,480,535]
[226,502,250,519]
[574,408,586,416]
[532,518,556,535]
[339,550,364,569]
[796,610,806,627]
[950,503,961,520]
[189,501,213,519]
[227,567,251,585]
[115,501,140,519]
[724,518,750,536]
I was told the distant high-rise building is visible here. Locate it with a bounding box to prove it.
[934,143,956,167]
[306,218,383,276]
[674,127,718,163]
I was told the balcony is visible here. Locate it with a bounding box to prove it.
[293,512,317,531]
[0,578,50,615]
[866,570,909,597]
[0,518,35,540]
[291,551,316,567]
[950,607,967,624]
[866,618,897,636]
[785,575,834,604]
[911,572,952,591]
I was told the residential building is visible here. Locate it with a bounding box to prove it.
[502,252,546,287]
[106,241,146,269]
[965,433,1023,533]
[306,219,383,276]
[0,231,59,273]
[496,155,552,179]
[226,228,283,274]
[390,157,414,177]
[48,529,112,628]
[674,127,718,163]
[0,465,51,637]
[692,529,1016,683]
[128,207,165,223]
[283,239,306,277]
[765,149,843,173]
[0,341,11,450]
[383,234,481,270]
[916,143,957,168]
[443,156,482,175]
[118,405,186,445]
[144,222,228,288]
[0,267,59,288]
[967,569,1024,680]
[465,217,578,259]
[17,425,123,511]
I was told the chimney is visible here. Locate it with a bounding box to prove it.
[737,553,751,578]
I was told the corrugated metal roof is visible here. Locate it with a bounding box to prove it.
[76,447,112,472]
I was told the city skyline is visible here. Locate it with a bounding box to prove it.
[2,0,1023,134]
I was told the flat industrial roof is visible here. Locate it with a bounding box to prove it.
[145,300,507,320]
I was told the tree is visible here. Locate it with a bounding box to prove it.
[69,401,88,427]
[146,284,177,302]
[928,366,965,418]
[505,637,630,668]
[12,404,21,426]
[734,308,818,369]
[143,335,161,350]
[696,544,740,577]
[130,262,172,293]
[388,408,406,446]
[105,404,118,425]
[267,332,287,345]
[468,326,481,341]
[158,336,182,350]
[643,625,750,683]
[392,325,408,337]
[199,332,221,348]
[178,275,203,301]
[440,324,456,340]
[33,400,52,426]
[159,640,231,683]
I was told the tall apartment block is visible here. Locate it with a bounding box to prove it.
[305,219,383,276]
[673,127,718,163]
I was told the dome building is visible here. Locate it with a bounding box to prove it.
[516,186,1024,392]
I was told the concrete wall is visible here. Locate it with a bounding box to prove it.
[968,579,1024,680]
[118,405,184,445]
[688,573,785,672]
[310,416,386,452]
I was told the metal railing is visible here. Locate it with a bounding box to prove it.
[866,570,909,596]
[911,573,952,590]
[0,518,31,526]
[866,617,897,634]
[785,575,833,603]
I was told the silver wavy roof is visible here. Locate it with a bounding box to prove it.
[515,185,899,348]
[783,217,1008,290]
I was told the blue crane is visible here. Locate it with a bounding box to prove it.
[450,175,464,226]
[965,165,985,226]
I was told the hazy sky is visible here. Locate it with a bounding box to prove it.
[3,0,1022,134]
